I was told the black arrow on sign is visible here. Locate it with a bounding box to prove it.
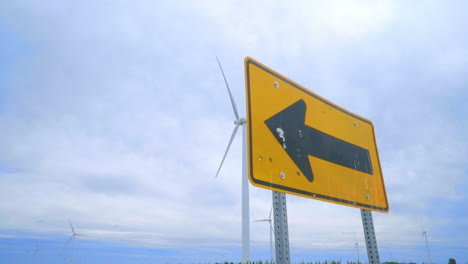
[264,99,373,182]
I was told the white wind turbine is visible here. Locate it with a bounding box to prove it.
[215,56,250,263]
[33,242,43,256]
[342,232,360,263]
[28,241,44,264]
[253,207,274,263]
[25,242,43,264]
[422,225,432,264]
[63,219,85,264]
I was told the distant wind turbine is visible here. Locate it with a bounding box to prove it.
[25,242,43,255]
[342,232,359,263]
[253,207,274,263]
[215,56,250,263]
[63,219,85,264]
[29,241,44,264]
[33,242,43,256]
[422,225,432,264]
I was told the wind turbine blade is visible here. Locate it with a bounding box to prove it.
[253,219,269,222]
[215,123,240,178]
[68,219,76,235]
[63,235,74,249]
[216,56,239,120]
[268,206,273,220]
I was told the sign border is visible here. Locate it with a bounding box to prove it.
[244,57,389,212]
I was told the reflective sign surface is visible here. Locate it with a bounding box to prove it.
[245,57,389,212]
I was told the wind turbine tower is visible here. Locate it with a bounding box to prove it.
[215,57,250,263]
[254,207,274,263]
[355,241,360,263]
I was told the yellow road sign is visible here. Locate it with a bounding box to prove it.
[244,57,389,212]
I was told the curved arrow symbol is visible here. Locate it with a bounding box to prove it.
[264,100,373,182]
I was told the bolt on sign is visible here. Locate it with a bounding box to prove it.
[244,57,389,212]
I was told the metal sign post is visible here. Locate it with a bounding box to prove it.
[273,191,290,264]
[361,209,380,264]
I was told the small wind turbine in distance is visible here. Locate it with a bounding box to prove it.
[33,242,43,256]
[342,232,359,263]
[422,225,432,264]
[25,242,43,263]
[253,207,274,263]
[214,56,250,264]
[63,219,86,264]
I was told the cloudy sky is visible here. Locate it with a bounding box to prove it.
[0,0,467,263]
